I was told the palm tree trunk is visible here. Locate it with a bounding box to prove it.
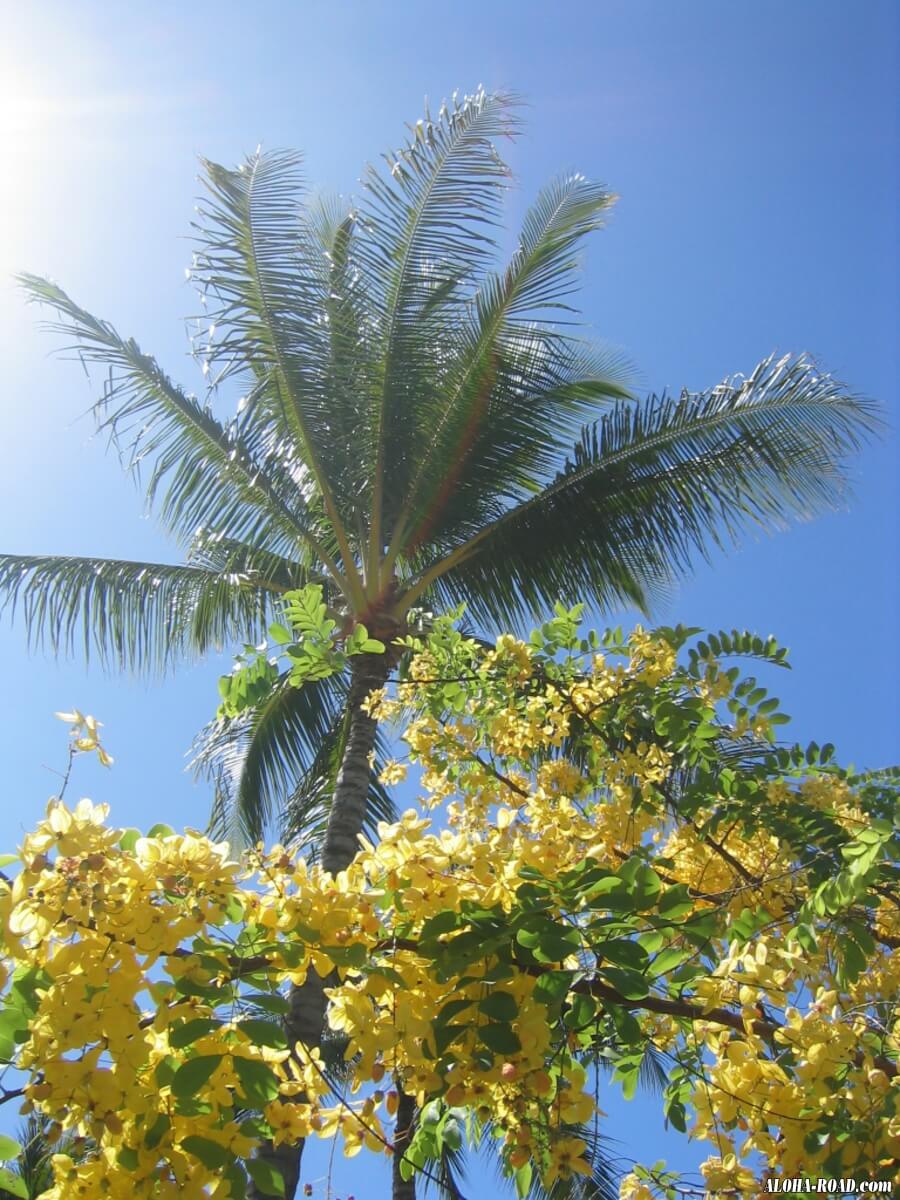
[391,1086,417,1200]
[248,651,391,1200]
[321,651,392,874]
[245,970,329,1200]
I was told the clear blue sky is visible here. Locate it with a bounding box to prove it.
[0,1,897,1193]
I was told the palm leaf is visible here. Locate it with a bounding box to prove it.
[421,352,880,626]
[530,1122,620,1200]
[191,151,359,592]
[195,670,341,846]
[195,667,396,849]
[17,275,313,563]
[186,533,323,595]
[0,554,275,673]
[385,172,626,564]
[279,706,396,861]
[421,1136,469,1200]
[395,339,634,561]
[0,1114,94,1199]
[359,88,522,572]
[480,1117,619,1200]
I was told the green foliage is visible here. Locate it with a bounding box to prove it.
[216,586,387,719]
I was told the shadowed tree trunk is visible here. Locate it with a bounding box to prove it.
[248,651,392,1200]
[391,1085,418,1200]
[322,652,394,874]
[246,970,329,1200]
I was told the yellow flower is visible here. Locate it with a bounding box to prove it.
[379,760,408,786]
[545,1136,592,1185]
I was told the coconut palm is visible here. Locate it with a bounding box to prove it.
[0,1115,93,1199]
[0,89,878,1197]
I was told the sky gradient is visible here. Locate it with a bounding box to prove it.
[0,1,897,1192]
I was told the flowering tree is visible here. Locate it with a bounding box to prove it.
[0,615,897,1199]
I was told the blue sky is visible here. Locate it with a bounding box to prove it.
[0,1,897,1193]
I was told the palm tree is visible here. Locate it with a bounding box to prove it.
[1,89,877,1197]
[0,1115,93,1199]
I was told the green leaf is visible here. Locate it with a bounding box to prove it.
[617,857,662,907]
[181,1135,232,1169]
[478,1024,521,1055]
[117,829,141,853]
[221,892,245,923]
[649,947,693,978]
[420,910,462,939]
[144,1112,169,1150]
[564,992,597,1029]
[0,1168,28,1198]
[147,823,175,839]
[515,927,541,950]
[324,941,368,968]
[171,1054,223,1098]
[442,1122,462,1152]
[614,1058,641,1101]
[611,1007,642,1046]
[531,970,574,1006]
[837,934,867,985]
[599,939,648,970]
[600,966,649,1000]
[420,1101,441,1129]
[169,1018,223,1049]
[0,854,19,868]
[233,1055,281,1104]
[268,622,292,645]
[239,1019,289,1051]
[154,1056,178,1088]
[657,883,693,920]
[0,1012,23,1064]
[225,1165,248,1199]
[666,1099,687,1133]
[0,1135,22,1161]
[478,992,518,1022]
[515,1160,533,1198]
[435,997,473,1025]
[247,1158,285,1197]
[244,992,291,1015]
[583,875,638,911]
[789,924,818,955]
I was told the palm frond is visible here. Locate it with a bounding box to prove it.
[0,554,274,673]
[637,1043,670,1095]
[491,173,618,321]
[359,88,522,569]
[191,152,360,588]
[385,172,626,562]
[196,662,396,849]
[421,1137,469,1200]
[1,1114,94,1199]
[17,275,313,563]
[307,195,382,519]
[317,1030,358,1098]
[396,339,634,561]
[361,88,520,321]
[530,1121,620,1200]
[279,706,396,860]
[195,670,341,847]
[424,352,880,627]
[186,532,316,594]
[481,1116,619,1200]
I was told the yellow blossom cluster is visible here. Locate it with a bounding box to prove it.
[0,617,896,1198]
